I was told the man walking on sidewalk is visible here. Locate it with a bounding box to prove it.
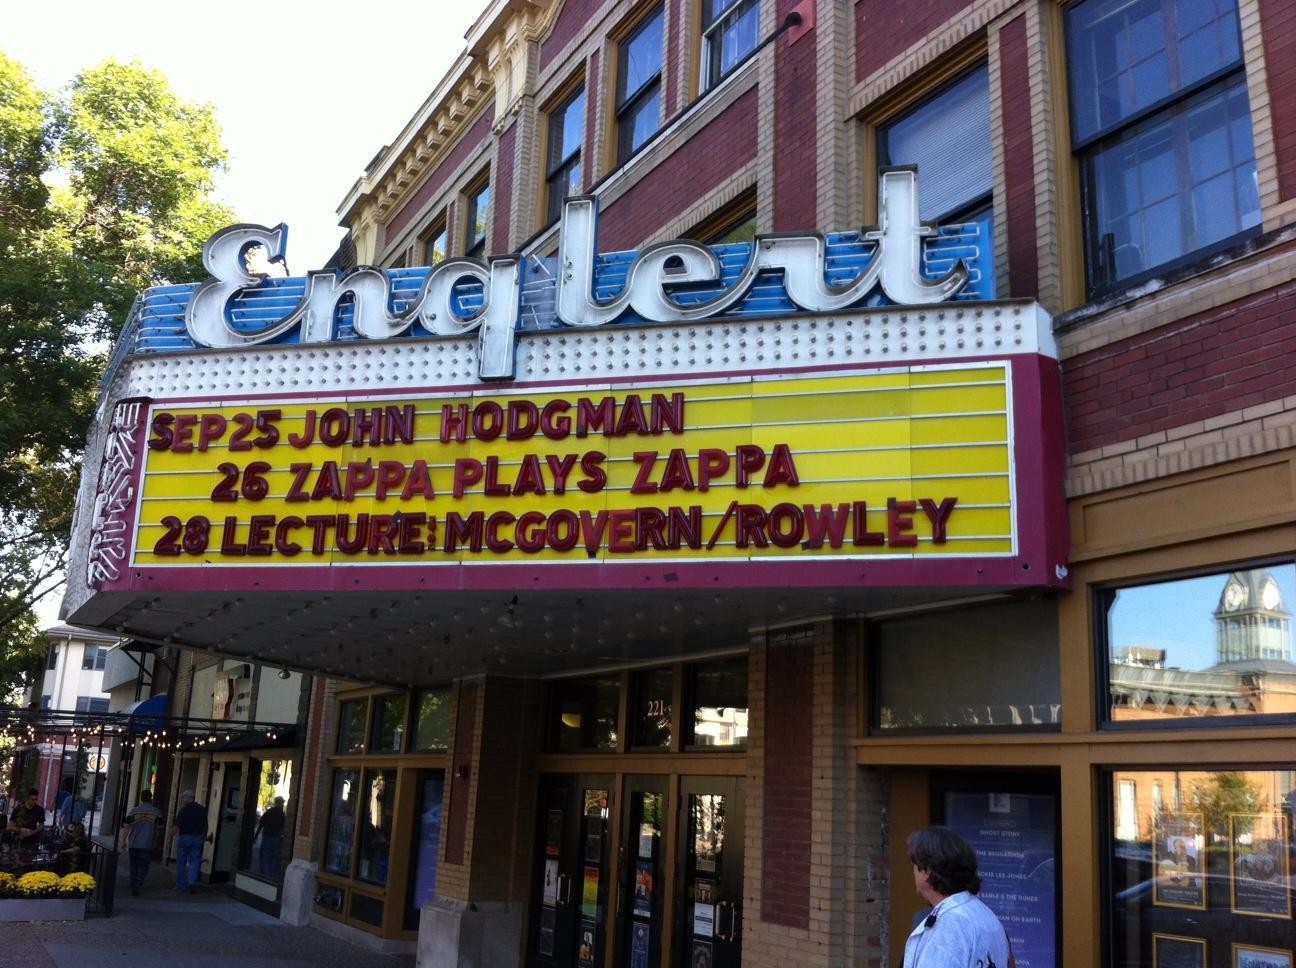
[172,790,209,894]
[123,790,164,896]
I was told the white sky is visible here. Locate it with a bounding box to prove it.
[4,0,484,271]
[9,1,484,628]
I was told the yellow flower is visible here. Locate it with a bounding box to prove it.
[16,871,61,897]
[57,872,97,897]
[0,872,14,897]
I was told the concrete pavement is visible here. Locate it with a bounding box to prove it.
[1,864,414,968]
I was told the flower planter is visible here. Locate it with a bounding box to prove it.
[0,897,87,921]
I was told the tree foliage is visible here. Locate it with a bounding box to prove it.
[0,52,234,700]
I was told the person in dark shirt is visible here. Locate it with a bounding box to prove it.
[6,789,45,842]
[254,796,286,878]
[171,790,209,893]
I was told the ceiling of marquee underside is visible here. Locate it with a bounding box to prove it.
[70,584,1029,687]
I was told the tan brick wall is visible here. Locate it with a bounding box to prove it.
[743,621,888,967]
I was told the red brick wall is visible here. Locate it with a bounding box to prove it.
[386,107,496,238]
[999,15,1038,297]
[1063,275,1296,454]
[773,0,817,231]
[494,122,517,251]
[761,640,812,930]
[856,0,976,82]
[542,0,604,70]
[598,87,758,249]
[1260,0,1296,202]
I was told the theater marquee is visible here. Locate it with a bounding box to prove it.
[131,364,1015,569]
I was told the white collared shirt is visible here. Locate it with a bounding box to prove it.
[903,892,1011,968]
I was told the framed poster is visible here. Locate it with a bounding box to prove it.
[581,865,599,918]
[1233,945,1294,968]
[542,859,559,905]
[1230,813,1292,918]
[537,905,556,957]
[1153,933,1207,968]
[577,920,596,968]
[546,809,563,857]
[633,861,654,917]
[693,900,715,937]
[691,939,713,968]
[1154,814,1206,910]
[585,827,602,864]
[630,921,650,968]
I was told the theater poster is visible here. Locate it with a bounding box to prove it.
[1154,814,1206,910]
[945,791,1057,968]
[1230,813,1292,918]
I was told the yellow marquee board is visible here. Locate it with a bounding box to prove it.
[130,364,1015,566]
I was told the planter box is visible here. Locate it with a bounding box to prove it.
[0,897,87,921]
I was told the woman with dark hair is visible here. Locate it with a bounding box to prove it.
[903,826,1012,968]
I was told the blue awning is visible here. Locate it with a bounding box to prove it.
[119,694,167,734]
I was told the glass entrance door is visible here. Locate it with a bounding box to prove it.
[677,777,744,968]
[529,774,614,968]
[618,776,669,968]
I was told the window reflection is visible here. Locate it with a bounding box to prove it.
[357,769,396,885]
[324,768,359,875]
[1105,565,1296,723]
[337,699,367,754]
[1108,767,1295,965]
[549,676,620,752]
[690,657,748,748]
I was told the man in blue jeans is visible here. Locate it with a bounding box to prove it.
[172,790,209,893]
[123,789,163,896]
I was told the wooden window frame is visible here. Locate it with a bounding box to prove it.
[461,172,491,259]
[613,4,666,166]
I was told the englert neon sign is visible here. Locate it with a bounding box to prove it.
[186,168,970,380]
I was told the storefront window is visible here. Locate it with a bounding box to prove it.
[632,668,673,749]
[1106,767,1295,966]
[324,768,360,875]
[240,757,293,881]
[874,599,1061,731]
[548,676,620,752]
[413,688,452,751]
[372,693,407,753]
[689,657,748,748]
[1101,564,1296,726]
[404,770,446,930]
[356,768,396,885]
[337,699,367,754]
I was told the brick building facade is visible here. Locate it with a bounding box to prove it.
[62,0,1296,965]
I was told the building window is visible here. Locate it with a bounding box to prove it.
[413,688,452,752]
[422,218,447,266]
[47,646,59,671]
[1099,563,1295,726]
[701,0,759,91]
[692,191,758,246]
[616,7,664,164]
[546,86,585,225]
[1107,767,1295,961]
[631,667,674,749]
[873,599,1061,732]
[464,178,490,259]
[74,696,109,714]
[323,768,360,876]
[41,695,51,710]
[547,675,620,752]
[81,644,107,671]
[1066,0,1260,293]
[356,768,396,885]
[240,757,293,882]
[878,64,995,297]
[371,694,407,753]
[337,698,368,754]
[688,656,748,748]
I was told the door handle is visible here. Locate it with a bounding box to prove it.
[558,873,572,905]
[717,901,739,942]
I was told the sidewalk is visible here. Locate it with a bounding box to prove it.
[1,863,415,968]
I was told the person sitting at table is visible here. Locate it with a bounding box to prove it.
[7,789,45,843]
[57,822,91,874]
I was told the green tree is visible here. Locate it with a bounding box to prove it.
[1184,771,1265,839]
[0,53,233,701]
